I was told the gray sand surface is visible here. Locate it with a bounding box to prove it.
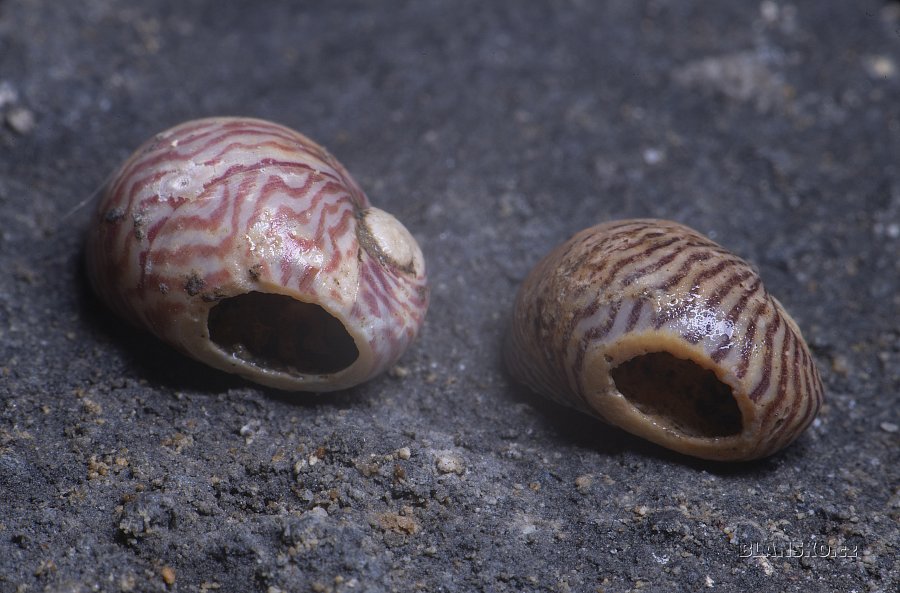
[1,1,898,591]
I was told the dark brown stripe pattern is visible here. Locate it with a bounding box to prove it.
[505,219,823,461]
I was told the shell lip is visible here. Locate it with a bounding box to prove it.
[198,287,376,392]
[597,395,758,460]
[580,336,765,460]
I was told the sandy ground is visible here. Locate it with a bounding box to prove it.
[1,1,898,591]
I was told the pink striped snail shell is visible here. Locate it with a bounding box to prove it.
[505,219,824,461]
[86,117,428,391]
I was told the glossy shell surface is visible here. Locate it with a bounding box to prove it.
[86,117,428,391]
[505,219,823,461]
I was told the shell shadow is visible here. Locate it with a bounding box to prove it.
[508,378,784,475]
[498,329,781,476]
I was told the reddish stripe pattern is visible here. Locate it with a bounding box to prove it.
[505,219,823,461]
[86,117,428,391]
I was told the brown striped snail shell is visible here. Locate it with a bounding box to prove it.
[86,117,428,392]
[505,219,823,461]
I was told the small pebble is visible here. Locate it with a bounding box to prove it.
[239,420,261,444]
[880,422,898,433]
[575,474,593,492]
[376,511,419,534]
[306,507,328,519]
[160,566,176,586]
[830,354,850,376]
[435,452,464,474]
[5,107,35,135]
[863,55,896,80]
[397,447,411,460]
[642,147,665,165]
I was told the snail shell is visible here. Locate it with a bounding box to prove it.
[86,117,428,391]
[505,219,823,461]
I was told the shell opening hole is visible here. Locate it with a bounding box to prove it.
[610,352,742,438]
[208,292,359,376]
